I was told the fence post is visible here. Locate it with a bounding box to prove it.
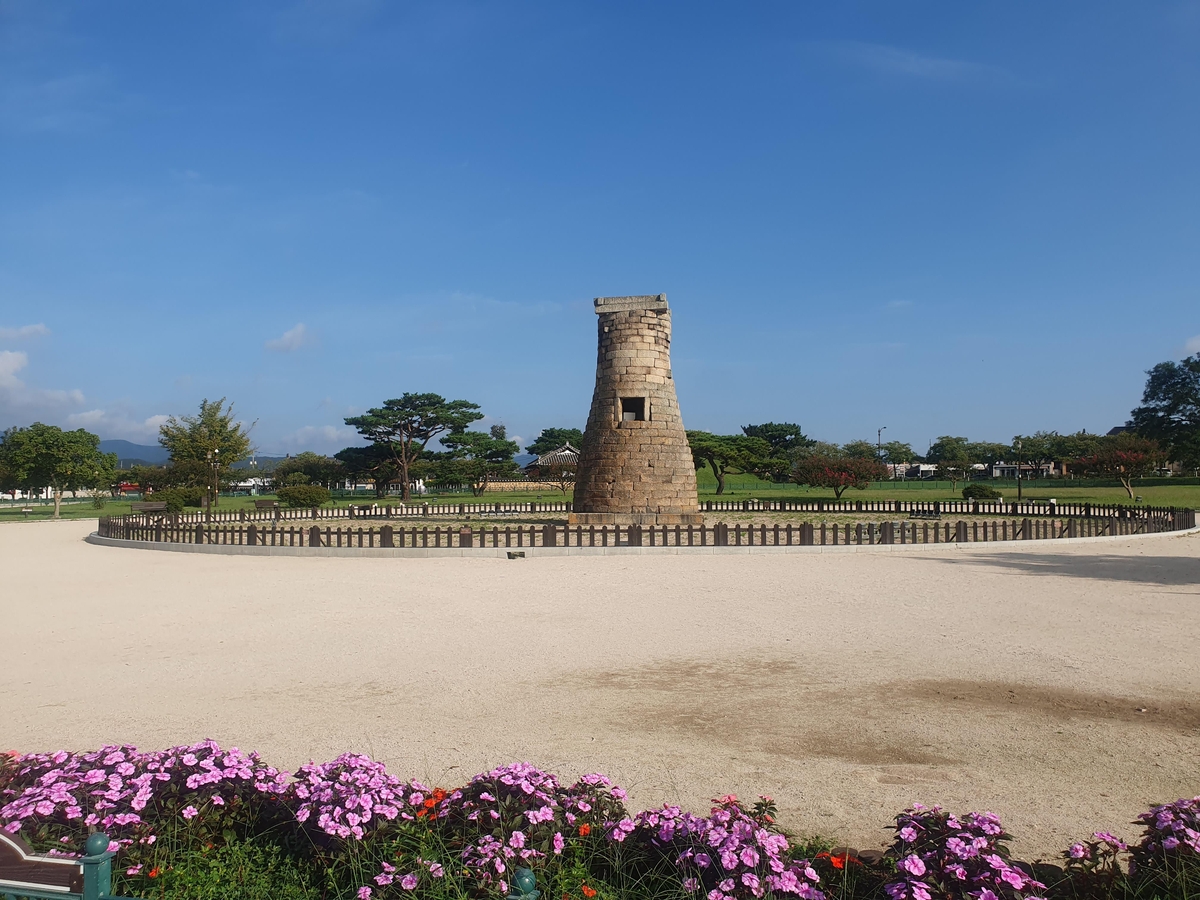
[247,524,258,546]
[880,521,894,544]
[713,523,728,546]
[955,521,968,543]
[800,523,814,545]
[381,525,394,548]
[81,833,113,900]
[460,527,474,548]
[309,525,322,547]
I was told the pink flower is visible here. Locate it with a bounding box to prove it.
[553,832,565,854]
[356,887,372,899]
[899,854,926,877]
[181,806,199,820]
[400,873,418,890]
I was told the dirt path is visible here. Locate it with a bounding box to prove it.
[3,519,1198,858]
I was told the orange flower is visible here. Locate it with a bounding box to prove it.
[581,885,597,898]
[578,823,591,837]
[148,867,160,879]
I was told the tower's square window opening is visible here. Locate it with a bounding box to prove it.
[621,397,646,421]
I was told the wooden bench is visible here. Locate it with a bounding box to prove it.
[254,499,280,510]
[908,509,942,520]
[1,830,136,899]
[131,501,169,514]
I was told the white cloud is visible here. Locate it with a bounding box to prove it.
[820,41,1016,85]
[64,409,169,439]
[0,350,28,388]
[266,322,312,352]
[0,349,85,423]
[0,323,50,340]
[1186,334,1200,354]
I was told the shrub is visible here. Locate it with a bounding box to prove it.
[117,840,316,900]
[151,487,206,513]
[883,805,1043,900]
[276,485,330,508]
[962,484,1002,500]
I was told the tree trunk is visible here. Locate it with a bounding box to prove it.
[1120,476,1134,499]
[834,485,846,499]
[54,487,62,519]
[713,460,726,495]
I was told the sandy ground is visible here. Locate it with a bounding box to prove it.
[3,520,1199,859]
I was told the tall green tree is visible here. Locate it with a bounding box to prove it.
[841,440,879,460]
[272,452,346,489]
[926,435,975,491]
[158,398,254,507]
[334,445,401,499]
[344,393,483,502]
[741,422,813,481]
[525,427,584,456]
[686,432,771,495]
[437,430,520,496]
[880,441,916,464]
[0,424,117,518]
[1128,354,1200,473]
[740,422,811,456]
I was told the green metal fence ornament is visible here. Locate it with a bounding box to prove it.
[506,866,540,900]
[0,831,137,900]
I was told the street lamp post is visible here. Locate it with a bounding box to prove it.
[206,448,220,520]
[1015,439,1022,503]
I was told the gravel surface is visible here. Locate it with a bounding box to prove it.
[3,519,1198,858]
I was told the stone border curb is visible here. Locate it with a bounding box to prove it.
[85,525,1200,559]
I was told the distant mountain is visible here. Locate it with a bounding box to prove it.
[99,440,170,465]
[99,440,288,471]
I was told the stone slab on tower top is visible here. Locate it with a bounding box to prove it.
[594,294,670,314]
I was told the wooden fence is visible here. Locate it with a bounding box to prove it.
[96,508,1195,550]
[117,497,1185,526]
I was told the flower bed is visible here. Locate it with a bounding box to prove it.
[2,744,1197,900]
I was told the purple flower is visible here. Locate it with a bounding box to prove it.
[400,873,418,890]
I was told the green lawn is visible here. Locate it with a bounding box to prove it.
[4,476,1196,526]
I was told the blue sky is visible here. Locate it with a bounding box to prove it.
[2,1,1199,456]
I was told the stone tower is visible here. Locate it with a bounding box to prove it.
[569,294,702,526]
